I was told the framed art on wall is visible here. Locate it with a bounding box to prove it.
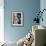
[12,11,24,26]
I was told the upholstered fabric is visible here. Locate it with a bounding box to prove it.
[17,32,34,46]
[35,29,45,46]
[2,41,17,46]
[32,25,46,46]
[17,37,25,46]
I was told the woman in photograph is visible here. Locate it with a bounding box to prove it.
[17,13,21,24]
[13,13,21,24]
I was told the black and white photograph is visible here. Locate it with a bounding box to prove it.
[12,11,23,26]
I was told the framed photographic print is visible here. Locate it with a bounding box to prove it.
[12,11,24,26]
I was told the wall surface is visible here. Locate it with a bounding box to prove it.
[40,0,46,45]
[40,0,46,27]
[4,0,40,42]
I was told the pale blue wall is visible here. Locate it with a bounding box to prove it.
[4,0,40,42]
[40,0,46,44]
[40,0,46,27]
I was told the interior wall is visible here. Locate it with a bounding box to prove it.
[4,0,40,42]
[40,0,46,27]
[40,0,46,45]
